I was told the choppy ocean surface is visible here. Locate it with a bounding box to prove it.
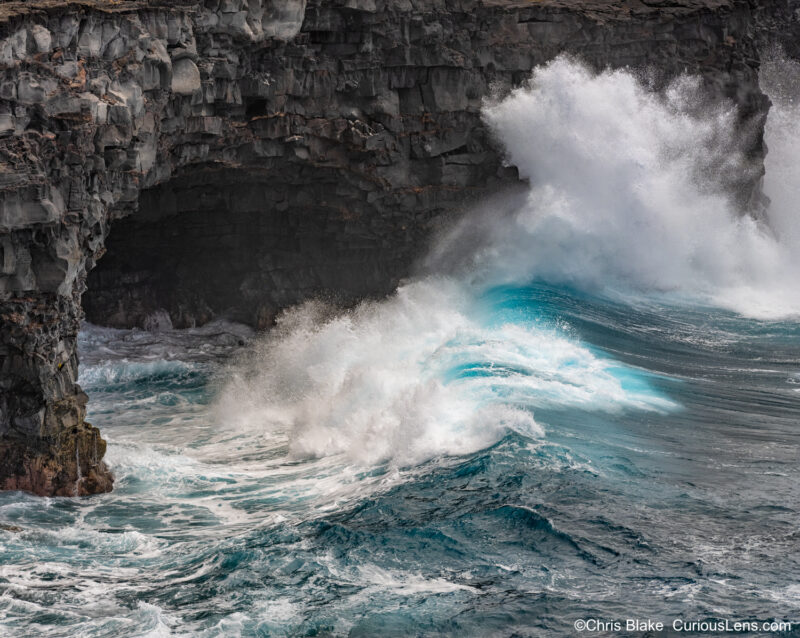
[2,57,800,637]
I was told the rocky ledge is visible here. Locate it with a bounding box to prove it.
[0,0,796,496]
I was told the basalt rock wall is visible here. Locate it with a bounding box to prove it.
[0,0,793,495]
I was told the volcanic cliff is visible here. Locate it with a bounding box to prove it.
[0,0,796,495]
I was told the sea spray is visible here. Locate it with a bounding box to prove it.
[214,277,672,467]
[431,57,800,319]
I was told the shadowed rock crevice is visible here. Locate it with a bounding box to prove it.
[85,165,446,329]
[0,0,797,495]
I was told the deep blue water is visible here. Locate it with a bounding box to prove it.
[1,283,799,637]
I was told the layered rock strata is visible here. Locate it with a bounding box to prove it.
[0,0,794,495]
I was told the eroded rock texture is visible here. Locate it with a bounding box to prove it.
[0,0,795,495]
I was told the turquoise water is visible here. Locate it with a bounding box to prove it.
[3,57,800,636]
[1,283,799,636]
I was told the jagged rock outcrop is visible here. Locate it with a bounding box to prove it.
[0,0,795,495]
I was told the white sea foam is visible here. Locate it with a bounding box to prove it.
[135,602,178,638]
[431,56,800,320]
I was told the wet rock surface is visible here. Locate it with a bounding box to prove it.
[0,0,796,495]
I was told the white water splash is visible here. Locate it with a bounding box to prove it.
[436,57,800,319]
[214,277,671,467]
